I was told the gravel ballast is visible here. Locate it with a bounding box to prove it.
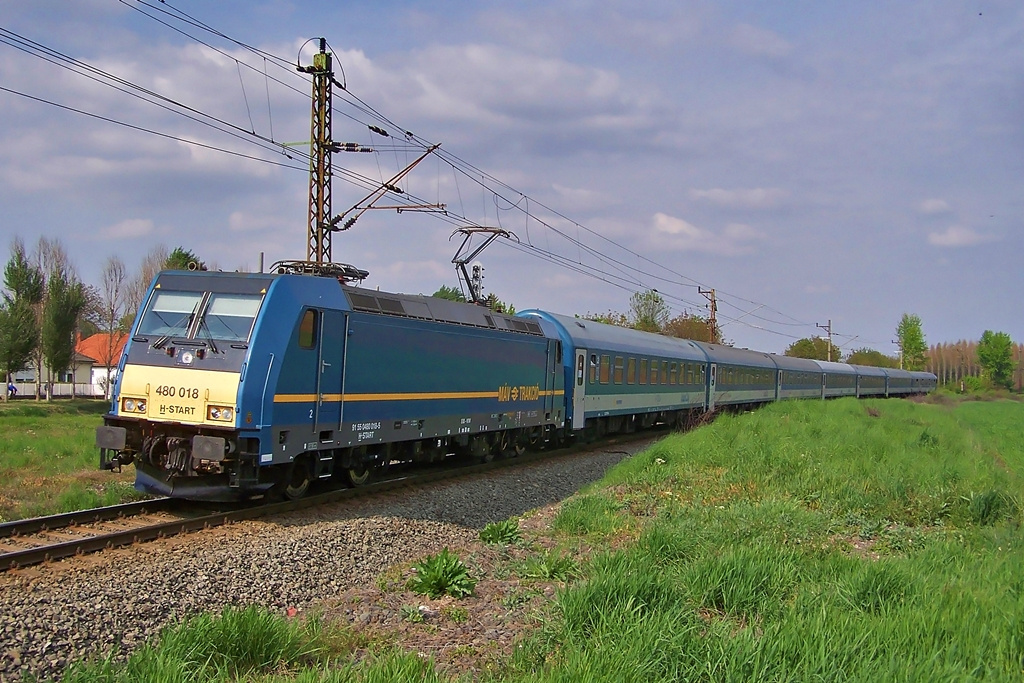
[0,442,649,682]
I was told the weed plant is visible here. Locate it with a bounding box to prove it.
[407,548,477,599]
[480,519,521,545]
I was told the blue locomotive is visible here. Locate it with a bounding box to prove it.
[97,268,936,501]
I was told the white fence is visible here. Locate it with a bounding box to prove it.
[8,382,107,399]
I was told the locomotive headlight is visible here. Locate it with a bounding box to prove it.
[207,405,235,422]
[121,398,146,413]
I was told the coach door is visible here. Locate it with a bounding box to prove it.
[707,363,717,411]
[573,349,587,430]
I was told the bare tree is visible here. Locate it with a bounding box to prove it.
[123,244,169,330]
[98,256,128,399]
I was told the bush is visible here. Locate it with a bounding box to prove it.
[407,549,476,599]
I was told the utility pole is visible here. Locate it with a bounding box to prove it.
[817,319,833,362]
[892,339,903,370]
[699,288,718,343]
[300,38,334,264]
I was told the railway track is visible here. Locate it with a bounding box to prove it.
[0,435,654,572]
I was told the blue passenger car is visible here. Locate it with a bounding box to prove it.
[815,361,858,398]
[854,365,888,397]
[772,355,825,400]
[519,311,708,434]
[693,343,777,410]
[883,368,914,396]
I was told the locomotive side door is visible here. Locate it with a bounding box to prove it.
[315,309,345,437]
[572,348,587,430]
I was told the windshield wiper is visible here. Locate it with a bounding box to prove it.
[152,302,200,350]
[197,317,219,354]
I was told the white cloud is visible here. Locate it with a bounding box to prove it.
[100,218,154,239]
[730,24,792,59]
[927,225,992,247]
[688,187,788,209]
[918,198,951,214]
[651,213,763,255]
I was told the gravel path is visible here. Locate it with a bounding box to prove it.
[0,441,651,682]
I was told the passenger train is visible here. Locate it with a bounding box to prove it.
[96,269,936,501]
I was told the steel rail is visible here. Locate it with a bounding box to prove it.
[0,433,658,572]
[0,498,180,539]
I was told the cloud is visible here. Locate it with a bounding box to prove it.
[918,198,951,214]
[651,213,763,255]
[927,225,992,247]
[99,218,154,239]
[730,24,792,59]
[688,187,788,209]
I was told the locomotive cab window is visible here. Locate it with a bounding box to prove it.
[137,290,204,338]
[298,309,318,349]
[203,293,263,342]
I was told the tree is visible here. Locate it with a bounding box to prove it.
[0,299,36,401]
[784,337,840,361]
[484,292,515,315]
[977,330,1015,390]
[581,310,629,327]
[124,245,170,331]
[3,239,44,399]
[628,290,670,333]
[166,246,206,271]
[431,284,466,303]
[846,348,898,368]
[41,269,87,400]
[0,239,43,400]
[663,311,721,343]
[895,313,927,370]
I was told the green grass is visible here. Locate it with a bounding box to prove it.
[0,399,143,521]
[501,398,1024,681]
[61,605,441,683]
[52,398,1024,681]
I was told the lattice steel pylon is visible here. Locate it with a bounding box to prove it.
[303,39,333,264]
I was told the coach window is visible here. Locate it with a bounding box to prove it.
[614,356,624,384]
[600,355,611,384]
[298,309,318,349]
[639,359,647,385]
[627,358,636,384]
[589,354,598,384]
[660,361,668,385]
[670,362,678,385]
[650,360,659,385]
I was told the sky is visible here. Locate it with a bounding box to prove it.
[0,0,1021,355]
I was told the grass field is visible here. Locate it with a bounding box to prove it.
[55,396,1024,681]
[0,399,143,522]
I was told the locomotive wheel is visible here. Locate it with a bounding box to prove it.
[472,435,494,464]
[283,458,311,500]
[526,426,544,449]
[494,430,514,459]
[348,466,373,486]
[348,446,391,486]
